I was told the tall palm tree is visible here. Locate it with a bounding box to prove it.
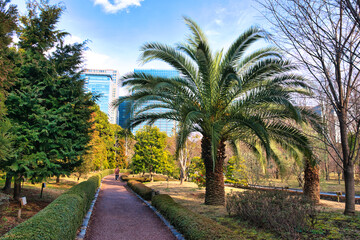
[115,17,321,205]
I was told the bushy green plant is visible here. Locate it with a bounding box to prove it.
[122,176,150,182]
[188,157,206,188]
[226,190,317,239]
[131,126,172,176]
[152,194,243,240]
[225,156,248,187]
[127,180,153,200]
[120,173,130,181]
[121,173,174,183]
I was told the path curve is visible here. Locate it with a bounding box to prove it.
[84,174,176,240]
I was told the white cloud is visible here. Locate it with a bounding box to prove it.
[84,50,113,69]
[214,18,223,26]
[82,49,134,74]
[205,29,220,36]
[64,35,83,45]
[93,0,144,14]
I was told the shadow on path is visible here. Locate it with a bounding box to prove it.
[84,174,176,240]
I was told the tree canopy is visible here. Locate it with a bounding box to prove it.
[115,17,321,205]
[131,126,173,175]
[2,1,95,198]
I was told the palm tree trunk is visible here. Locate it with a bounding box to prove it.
[303,160,320,203]
[202,136,225,205]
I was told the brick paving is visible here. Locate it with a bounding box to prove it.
[84,175,176,240]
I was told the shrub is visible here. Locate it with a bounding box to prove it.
[120,174,149,182]
[225,156,248,187]
[119,169,129,173]
[224,179,248,187]
[121,174,173,183]
[123,176,150,182]
[226,190,317,239]
[188,157,206,188]
[120,174,129,181]
[127,180,153,200]
[152,194,243,240]
[0,169,114,240]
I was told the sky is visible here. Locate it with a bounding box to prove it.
[11,0,269,94]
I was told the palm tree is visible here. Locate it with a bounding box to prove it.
[115,17,321,205]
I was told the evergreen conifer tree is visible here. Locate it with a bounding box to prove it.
[5,1,94,199]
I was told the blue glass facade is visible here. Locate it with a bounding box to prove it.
[118,100,133,129]
[130,69,179,136]
[82,73,112,115]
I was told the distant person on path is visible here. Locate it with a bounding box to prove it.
[115,166,120,180]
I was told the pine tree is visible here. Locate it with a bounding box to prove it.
[5,1,94,199]
[0,0,17,192]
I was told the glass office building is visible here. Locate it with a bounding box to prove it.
[81,69,119,124]
[128,69,179,136]
[118,100,133,129]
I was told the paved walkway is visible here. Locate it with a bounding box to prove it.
[84,175,176,240]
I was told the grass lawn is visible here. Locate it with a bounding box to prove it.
[0,173,94,237]
[146,180,360,239]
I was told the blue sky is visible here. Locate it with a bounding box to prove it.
[11,0,268,89]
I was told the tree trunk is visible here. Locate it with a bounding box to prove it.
[344,162,355,215]
[202,136,225,205]
[56,176,60,184]
[2,173,12,193]
[179,150,186,185]
[303,160,320,203]
[180,169,184,185]
[339,112,356,215]
[275,168,279,179]
[13,175,21,200]
[324,154,330,181]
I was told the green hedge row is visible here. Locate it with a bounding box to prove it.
[127,180,153,200]
[121,175,150,182]
[1,169,114,240]
[152,194,243,240]
[121,174,174,183]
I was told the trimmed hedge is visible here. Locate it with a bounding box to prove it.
[121,174,174,183]
[121,175,150,182]
[152,194,243,240]
[127,180,153,200]
[1,169,114,240]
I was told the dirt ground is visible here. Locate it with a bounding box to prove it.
[318,199,360,212]
[0,181,71,237]
[145,181,360,217]
[0,187,62,237]
[145,181,245,218]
